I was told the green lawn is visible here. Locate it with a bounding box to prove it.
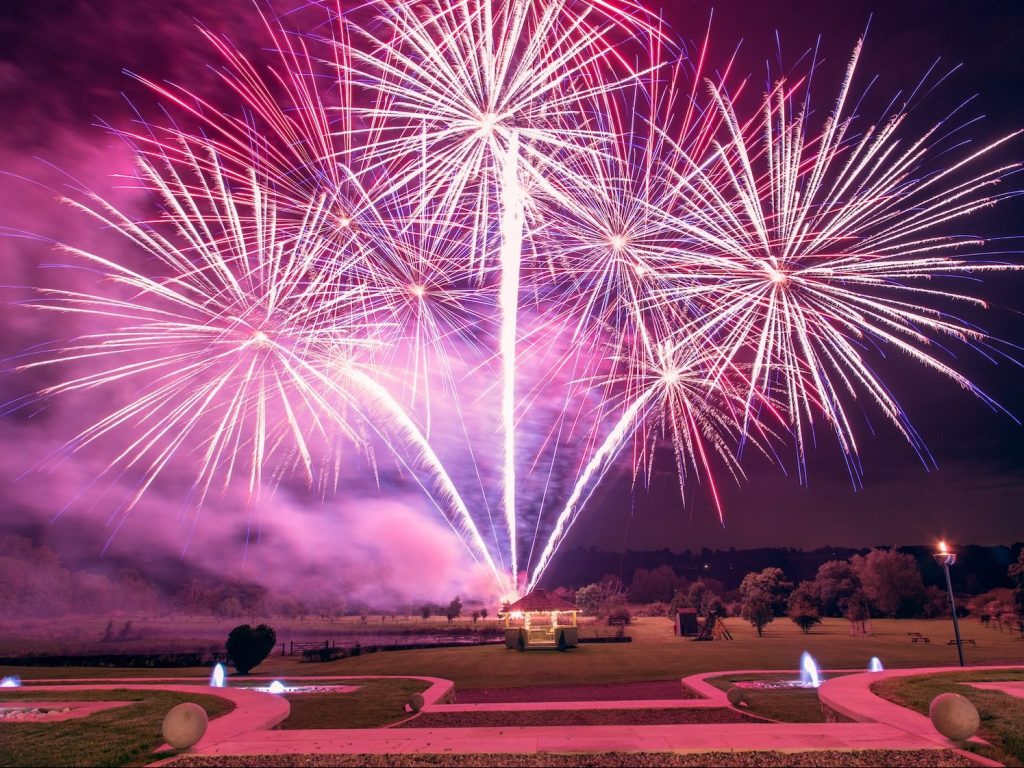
[282,617,1022,690]
[0,690,234,768]
[705,673,833,723]
[280,678,428,729]
[872,669,1024,768]
[3,617,1019,690]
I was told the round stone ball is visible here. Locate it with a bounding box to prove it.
[162,702,209,749]
[408,692,426,713]
[726,687,745,706]
[929,693,980,741]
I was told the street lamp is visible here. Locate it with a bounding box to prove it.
[933,540,965,667]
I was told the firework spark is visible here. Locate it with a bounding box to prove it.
[11,3,1021,597]
[658,41,1021,482]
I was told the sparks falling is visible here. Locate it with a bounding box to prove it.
[12,1,1021,596]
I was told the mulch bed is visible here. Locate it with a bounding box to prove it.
[456,680,696,703]
[170,750,979,767]
[396,708,754,728]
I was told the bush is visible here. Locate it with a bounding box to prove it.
[226,623,276,674]
[301,646,347,663]
[640,601,670,617]
[606,606,631,625]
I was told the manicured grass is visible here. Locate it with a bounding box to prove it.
[280,678,428,729]
[706,674,833,723]
[3,617,1019,691]
[872,669,1024,767]
[0,689,234,768]
[281,617,1022,689]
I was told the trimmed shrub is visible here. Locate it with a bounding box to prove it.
[606,606,631,625]
[226,623,276,675]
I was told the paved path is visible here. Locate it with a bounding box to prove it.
[19,668,1018,766]
[187,721,948,757]
[178,668,1015,762]
[817,665,1020,746]
[817,664,1024,766]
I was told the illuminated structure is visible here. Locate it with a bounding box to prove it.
[501,590,579,651]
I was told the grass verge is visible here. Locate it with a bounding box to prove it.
[705,674,829,723]
[872,669,1024,767]
[281,678,428,729]
[0,689,233,768]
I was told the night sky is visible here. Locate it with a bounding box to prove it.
[0,1,1021,601]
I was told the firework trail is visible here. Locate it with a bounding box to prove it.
[341,0,659,584]
[18,143,509,588]
[10,2,1021,596]
[660,41,1021,482]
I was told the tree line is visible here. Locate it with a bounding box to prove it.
[571,546,1024,635]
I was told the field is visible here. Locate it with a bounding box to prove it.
[0,614,506,657]
[3,616,1020,690]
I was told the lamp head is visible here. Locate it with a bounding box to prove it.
[933,540,957,567]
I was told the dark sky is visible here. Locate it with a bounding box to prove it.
[0,1,1021,601]
[562,0,1024,554]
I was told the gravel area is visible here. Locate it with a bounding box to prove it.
[397,708,754,728]
[170,750,979,767]
[456,680,696,703]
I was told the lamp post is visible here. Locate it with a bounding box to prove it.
[933,541,965,667]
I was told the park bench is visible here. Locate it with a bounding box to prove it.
[907,632,931,643]
[949,638,976,646]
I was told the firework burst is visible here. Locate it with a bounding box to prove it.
[660,42,1021,482]
[10,4,1021,596]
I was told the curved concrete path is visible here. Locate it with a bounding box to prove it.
[17,669,1017,766]
[819,665,1023,754]
[175,668,1008,763]
[180,721,978,758]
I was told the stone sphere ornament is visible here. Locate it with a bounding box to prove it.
[726,687,745,706]
[162,702,209,749]
[929,693,980,741]
[408,692,426,713]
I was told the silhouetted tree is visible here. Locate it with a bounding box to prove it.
[1010,550,1024,619]
[685,578,725,615]
[446,596,462,624]
[739,568,792,616]
[851,549,926,617]
[628,565,680,603]
[741,594,774,636]
[575,584,604,616]
[226,623,276,675]
[740,568,790,636]
[807,560,859,617]
[787,584,822,634]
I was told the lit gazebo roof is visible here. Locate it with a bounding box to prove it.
[503,589,578,614]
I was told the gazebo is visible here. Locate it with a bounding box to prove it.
[501,589,579,650]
